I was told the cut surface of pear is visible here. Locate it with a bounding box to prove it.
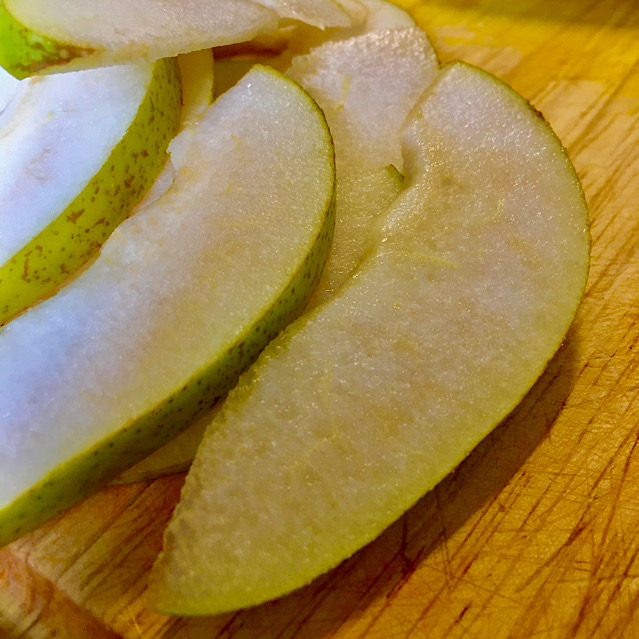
[120,24,437,483]
[287,26,438,174]
[0,66,335,547]
[149,62,590,616]
[288,26,439,306]
[0,64,18,108]
[0,0,354,78]
[0,58,180,325]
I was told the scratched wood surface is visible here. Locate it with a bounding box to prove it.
[1,0,638,637]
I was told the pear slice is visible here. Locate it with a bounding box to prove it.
[0,66,335,548]
[0,58,180,326]
[0,0,355,79]
[148,62,590,616]
[117,24,438,484]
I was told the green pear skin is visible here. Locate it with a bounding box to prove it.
[0,58,181,326]
[0,2,92,78]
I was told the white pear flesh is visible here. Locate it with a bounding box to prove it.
[0,65,18,109]
[217,0,415,78]
[0,66,335,547]
[149,62,590,616]
[359,0,417,29]
[288,27,438,174]
[289,26,439,306]
[254,0,356,28]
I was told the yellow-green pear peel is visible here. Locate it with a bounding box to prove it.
[149,62,589,616]
[0,66,335,547]
[0,58,181,326]
[0,2,92,79]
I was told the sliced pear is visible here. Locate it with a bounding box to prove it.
[254,0,358,29]
[0,66,335,548]
[148,62,590,616]
[358,0,417,29]
[112,408,218,484]
[0,58,180,326]
[287,27,438,173]
[0,0,355,79]
[118,25,438,483]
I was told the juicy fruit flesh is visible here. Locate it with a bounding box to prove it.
[0,67,335,546]
[306,165,401,309]
[289,25,439,306]
[0,58,181,325]
[4,0,279,51]
[253,0,353,29]
[149,62,589,616]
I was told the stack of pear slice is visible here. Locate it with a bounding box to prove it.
[0,66,335,547]
[117,11,441,483]
[0,0,590,620]
[148,62,590,615]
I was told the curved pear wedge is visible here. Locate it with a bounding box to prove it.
[149,62,590,616]
[0,58,180,326]
[0,0,354,79]
[0,66,335,548]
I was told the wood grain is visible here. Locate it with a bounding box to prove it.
[1,0,638,637]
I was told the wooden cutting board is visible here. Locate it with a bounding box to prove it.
[1,0,638,637]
